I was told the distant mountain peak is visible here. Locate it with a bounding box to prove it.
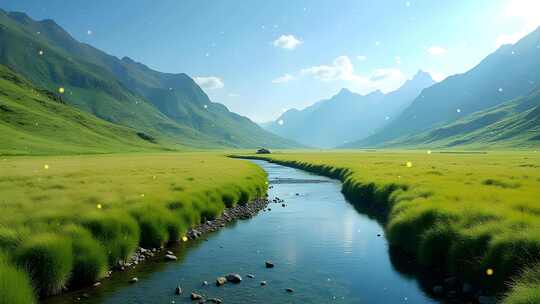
[367,89,384,97]
[337,88,354,96]
[412,70,434,82]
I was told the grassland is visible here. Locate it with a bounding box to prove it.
[238,150,540,303]
[0,152,266,303]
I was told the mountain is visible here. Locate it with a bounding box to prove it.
[0,10,298,149]
[0,64,163,155]
[350,26,540,148]
[263,71,435,148]
[363,86,540,149]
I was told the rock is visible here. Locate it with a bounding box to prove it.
[282,203,285,207]
[286,288,294,293]
[226,273,242,283]
[129,277,138,283]
[265,261,274,268]
[165,254,178,261]
[190,292,203,300]
[175,285,182,295]
[295,193,299,196]
[166,251,174,255]
[432,285,444,295]
[93,282,101,287]
[260,281,267,286]
[377,233,381,237]
[247,274,255,278]
[478,296,496,304]
[216,277,227,286]
[202,281,208,286]
[208,298,222,303]
[256,148,271,154]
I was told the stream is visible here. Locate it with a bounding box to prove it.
[45,160,438,304]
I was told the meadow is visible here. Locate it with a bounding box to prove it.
[238,150,540,303]
[0,152,266,303]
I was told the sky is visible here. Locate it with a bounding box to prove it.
[0,0,539,122]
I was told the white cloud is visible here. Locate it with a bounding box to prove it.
[194,76,224,90]
[273,34,302,50]
[496,0,540,48]
[301,55,406,93]
[272,73,295,84]
[357,55,367,61]
[427,46,447,56]
[227,93,239,97]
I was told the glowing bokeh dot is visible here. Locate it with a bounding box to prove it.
[406,161,413,168]
[97,204,102,209]
[44,164,49,169]
[486,268,494,276]
[58,87,65,94]
[427,150,432,155]
[182,236,188,242]
[278,119,284,125]
[38,50,44,56]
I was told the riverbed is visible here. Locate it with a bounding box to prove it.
[45,160,438,304]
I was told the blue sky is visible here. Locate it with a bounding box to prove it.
[0,0,538,122]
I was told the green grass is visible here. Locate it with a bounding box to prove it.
[237,150,540,301]
[0,152,267,301]
[0,253,36,304]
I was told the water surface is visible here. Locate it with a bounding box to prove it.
[46,160,437,304]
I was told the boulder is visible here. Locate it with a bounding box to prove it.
[190,292,203,300]
[175,285,182,295]
[129,277,138,283]
[265,261,274,268]
[260,281,267,286]
[286,288,294,293]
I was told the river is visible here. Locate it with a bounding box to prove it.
[45,160,438,304]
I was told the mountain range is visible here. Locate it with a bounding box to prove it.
[263,71,435,148]
[344,26,540,149]
[0,9,299,154]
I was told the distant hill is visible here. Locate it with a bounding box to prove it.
[363,86,540,149]
[349,26,540,148]
[0,9,299,149]
[263,71,435,148]
[0,64,163,155]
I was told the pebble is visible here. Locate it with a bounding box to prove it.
[165,254,178,261]
[202,281,208,286]
[190,292,203,300]
[265,261,275,268]
[129,277,138,284]
[175,285,182,295]
[216,277,227,286]
[247,274,255,278]
[226,273,242,283]
[286,288,295,293]
[260,281,267,286]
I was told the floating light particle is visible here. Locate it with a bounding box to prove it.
[140,194,145,197]
[38,50,44,56]
[385,116,390,120]
[278,119,284,125]
[204,105,208,109]
[152,175,157,180]
[87,30,93,35]
[498,87,503,92]
[182,236,188,242]
[427,150,432,155]
[406,161,413,168]
[58,87,65,94]
[486,268,494,276]
[375,41,380,46]
[456,108,461,113]
[97,204,102,209]
[406,1,411,6]
[44,164,49,170]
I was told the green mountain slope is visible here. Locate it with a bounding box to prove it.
[380,87,540,149]
[263,71,435,148]
[0,64,164,155]
[352,26,540,148]
[0,10,298,149]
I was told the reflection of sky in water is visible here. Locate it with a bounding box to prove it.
[46,160,438,304]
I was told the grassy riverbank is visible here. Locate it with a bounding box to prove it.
[237,151,540,303]
[0,152,266,303]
